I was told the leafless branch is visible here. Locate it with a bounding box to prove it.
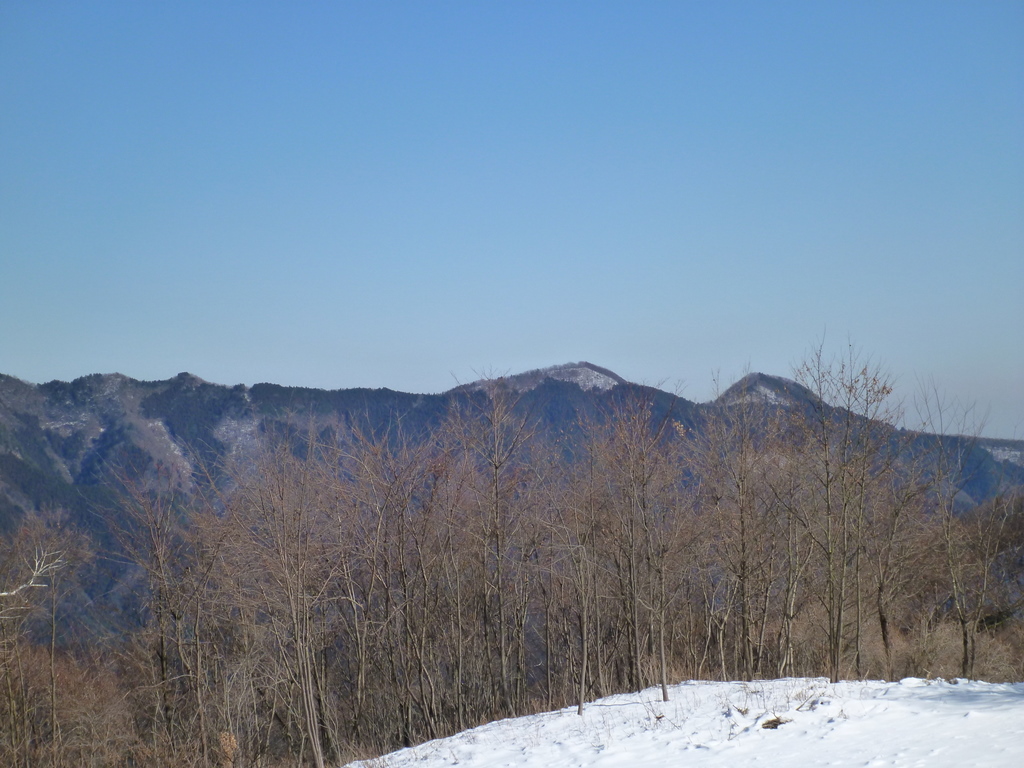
[0,548,65,599]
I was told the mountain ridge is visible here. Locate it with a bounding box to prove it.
[1,362,1021,539]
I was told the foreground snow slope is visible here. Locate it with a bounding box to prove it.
[346,677,1024,767]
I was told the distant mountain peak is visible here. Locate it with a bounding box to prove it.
[171,371,209,387]
[717,372,810,407]
[458,362,627,394]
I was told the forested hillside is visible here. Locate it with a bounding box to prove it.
[1,358,1021,767]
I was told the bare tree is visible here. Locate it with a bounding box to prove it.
[587,388,683,699]
[223,435,340,768]
[791,343,901,682]
[447,378,537,716]
[0,517,67,768]
[916,386,1024,678]
[681,375,789,681]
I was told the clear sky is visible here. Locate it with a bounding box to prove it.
[1,1,1021,437]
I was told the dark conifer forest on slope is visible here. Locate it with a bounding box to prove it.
[1,357,1022,767]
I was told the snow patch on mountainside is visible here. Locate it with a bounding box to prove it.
[718,373,800,408]
[215,416,261,465]
[724,383,787,406]
[980,440,1024,467]
[544,364,620,392]
[458,362,626,394]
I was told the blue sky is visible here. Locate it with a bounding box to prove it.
[2,1,1021,437]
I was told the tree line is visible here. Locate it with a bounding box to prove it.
[1,349,1022,767]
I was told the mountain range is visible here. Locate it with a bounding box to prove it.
[1,361,1021,543]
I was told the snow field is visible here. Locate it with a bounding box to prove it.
[345,677,1024,768]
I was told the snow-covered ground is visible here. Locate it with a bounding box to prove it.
[345,677,1024,768]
